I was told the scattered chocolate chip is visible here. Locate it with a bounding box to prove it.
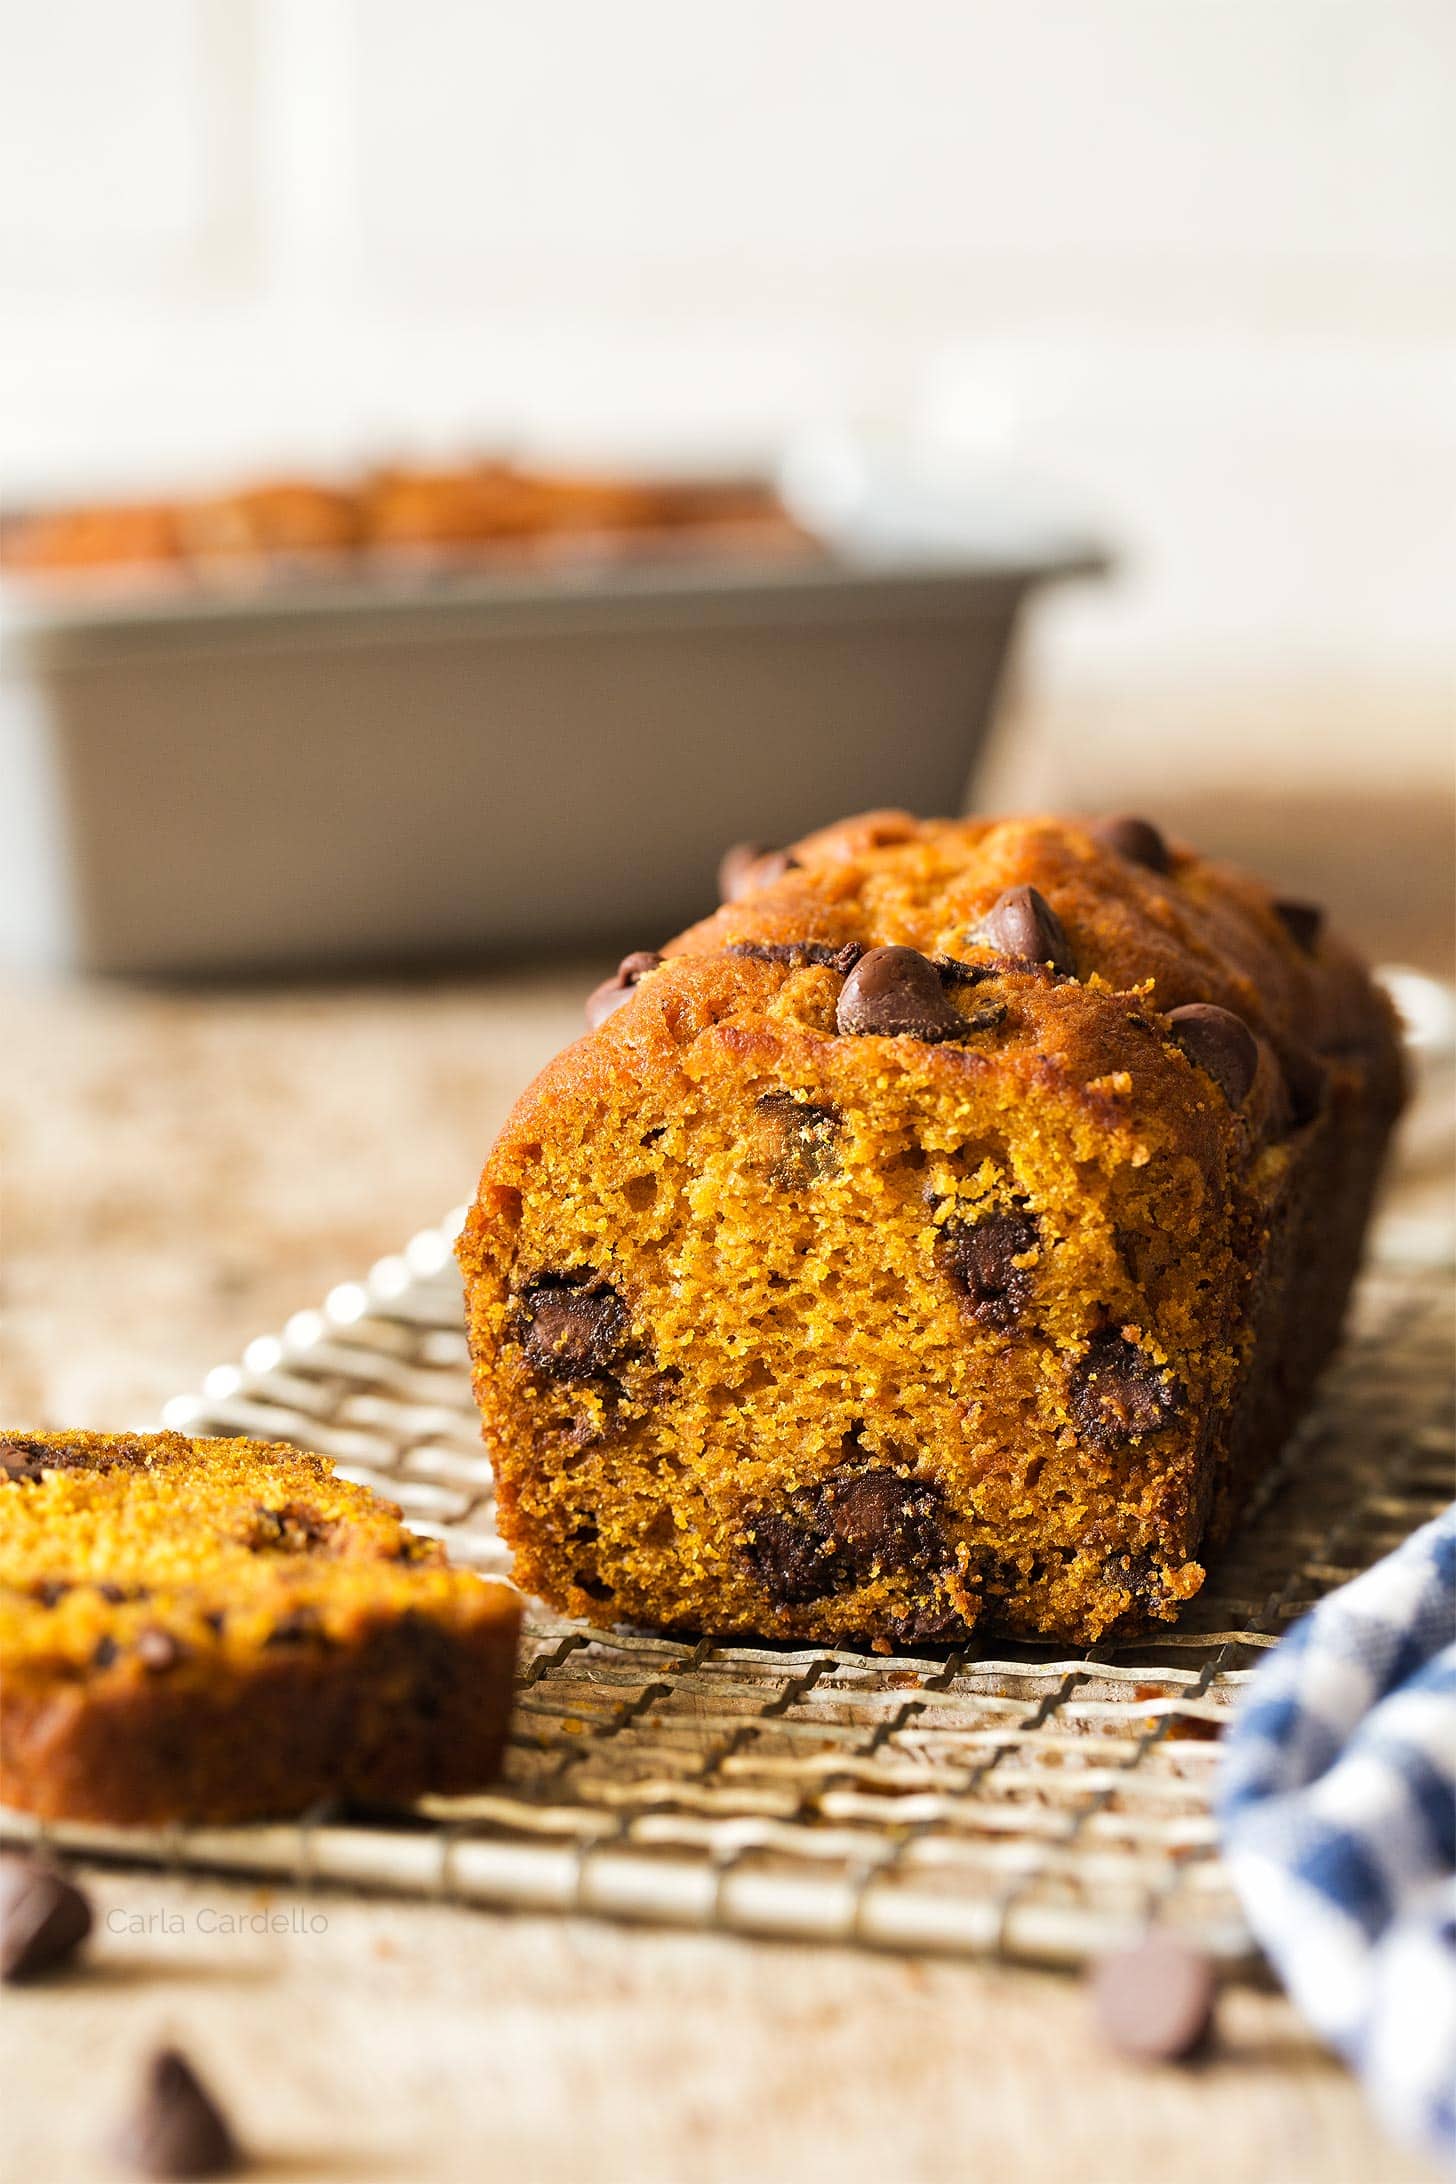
[586,949,663,1031]
[1105,1550,1176,1616]
[728,939,864,974]
[820,1470,946,1583]
[1273,897,1324,953]
[263,1607,322,1648]
[937,1209,1040,1329]
[201,1610,225,1635]
[1166,1003,1259,1106]
[136,1627,184,1673]
[1090,1934,1218,2063]
[112,2047,240,2179]
[92,1636,119,1668]
[32,1578,71,1606]
[755,1092,842,1186]
[1070,1333,1182,1451]
[835,946,967,1041]
[520,1276,627,1380]
[970,885,1075,975]
[1089,815,1170,873]
[718,843,801,903]
[0,1855,92,1983]
[97,1582,132,1603]
[741,1508,838,1606]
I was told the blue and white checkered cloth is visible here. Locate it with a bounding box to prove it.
[1220,1506,1456,2165]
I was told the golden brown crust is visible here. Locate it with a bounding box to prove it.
[0,1431,520,1824]
[460,812,1403,1649]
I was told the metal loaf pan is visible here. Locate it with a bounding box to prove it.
[0,535,1100,974]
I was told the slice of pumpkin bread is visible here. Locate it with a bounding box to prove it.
[0,1431,519,1825]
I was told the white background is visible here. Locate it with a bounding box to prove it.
[2,0,1453,699]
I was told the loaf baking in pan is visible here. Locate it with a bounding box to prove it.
[0,1432,520,1823]
[460,813,1404,1647]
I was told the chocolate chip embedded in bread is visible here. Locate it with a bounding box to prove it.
[0,1855,93,1983]
[718,842,801,904]
[585,951,662,1031]
[112,2047,241,2180]
[1090,1935,1217,2063]
[820,1469,947,1582]
[971,885,1075,975]
[1166,1003,1259,1106]
[755,1092,841,1186]
[1273,898,1324,953]
[937,1209,1039,1329]
[741,1507,838,1606]
[1070,1332,1182,1450]
[1089,815,1170,873]
[520,1278,627,1381]
[836,945,966,1041]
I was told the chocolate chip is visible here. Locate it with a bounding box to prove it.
[970,885,1075,975]
[1166,1003,1259,1106]
[937,1209,1039,1329]
[820,1470,946,1583]
[97,1582,131,1603]
[0,1855,92,1983]
[1089,815,1170,873]
[836,946,967,1041]
[718,843,800,903]
[92,1636,119,1668]
[929,955,998,986]
[136,1627,183,1673]
[1273,898,1324,953]
[33,1578,71,1606]
[520,1277,627,1380]
[741,1508,838,1606]
[889,1603,973,1648]
[728,940,864,974]
[1090,1935,1217,2063]
[247,1502,331,1554]
[1070,1333,1182,1451]
[263,1606,322,1647]
[586,950,662,1031]
[112,2048,240,2179]
[755,1092,841,1186]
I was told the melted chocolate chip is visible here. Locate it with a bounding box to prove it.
[1070,1333,1183,1451]
[741,1509,838,1606]
[971,885,1075,975]
[937,1209,1039,1329]
[1089,815,1170,873]
[836,946,967,1041]
[889,1603,973,1648]
[1166,1003,1259,1106]
[755,1092,841,1186]
[728,940,864,974]
[820,1470,946,1583]
[520,1277,628,1381]
[743,1468,948,1606]
[929,954,998,986]
[0,1855,92,1983]
[718,843,801,903]
[112,2048,240,2179]
[586,950,662,1031]
[1273,897,1324,953]
[1090,1936,1217,2063]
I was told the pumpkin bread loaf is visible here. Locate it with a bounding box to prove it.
[0,1432,520,1824]
[459,812,1404,1649]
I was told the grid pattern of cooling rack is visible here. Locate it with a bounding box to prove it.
[9,1222,1452,1975]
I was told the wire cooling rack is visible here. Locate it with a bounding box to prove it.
[8,1221,1452,1974]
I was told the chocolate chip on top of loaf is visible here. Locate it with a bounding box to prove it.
[459,812,1404,1649]
[0,1431,520,1824]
